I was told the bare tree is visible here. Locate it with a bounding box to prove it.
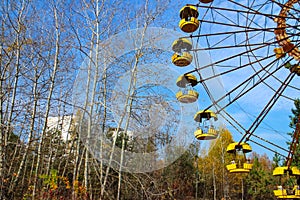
[0,1,32,198]
[32,2,64,198]
[0,0,205,199]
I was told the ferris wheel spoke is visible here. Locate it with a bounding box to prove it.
[185,28,275,39]
[246,47,290,100]
[197,57,284,115]
[248,139,287,156]
[193,41,276,51]
[206,65,283,114]
[286,115,300,167]
[239,72,297,142]
[184,0,300,160]
[287,24,300,33]
[217,107,288,156]
[199,53,278,83]
[188,39,280,77]
[197,4,279,21]
[197,63,292,156]
[287,11,300,25]
[228,0,277,21]
[246,28,300,93]
[200,19,275,32]
[186,44,284,82]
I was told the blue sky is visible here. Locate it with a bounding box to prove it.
[72,0,299,161]
[134,0,299,159]
[182,0,299,159]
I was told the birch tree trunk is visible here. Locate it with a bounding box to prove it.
[0,69,4,199]
[99,1,170,198]
[32,6,61,199]
[84,0,102,193]
[9,63,39,194]
[116,22,149,199]
[0,2,28,198]
[75,28,95,200]
[0,35,4,198]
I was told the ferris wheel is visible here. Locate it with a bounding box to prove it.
[171,0,300,197]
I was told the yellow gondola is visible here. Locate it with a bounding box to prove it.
[172,52,193,67]
[171,38,193,67]
[273,166,300,176]
[176,90,199,103]
[194,127,218,140]
[176,74,198,87]
[194,110,217,123]
[176,74,199,103]
[172,38,193,52]
[273,166,300,199]
[193,110,218,140]
[179,6,199,33]
[226,142,253,173]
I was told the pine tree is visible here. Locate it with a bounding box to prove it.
[287,99,300,167]
[245,154,276,200]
